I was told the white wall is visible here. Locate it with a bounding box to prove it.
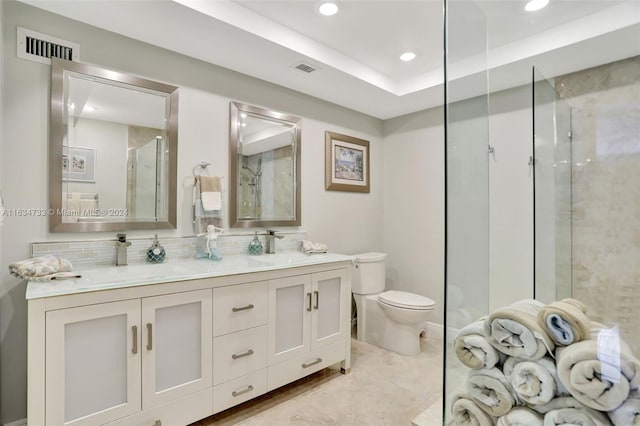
[382,109,445,325]
[0,2,383,423]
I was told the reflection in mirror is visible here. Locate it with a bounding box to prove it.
[50,58,178,232]
[229,102,301,228]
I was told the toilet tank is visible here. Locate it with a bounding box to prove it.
[352,252,387,294]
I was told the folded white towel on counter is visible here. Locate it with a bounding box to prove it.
[9,255,80,280]
[301,240,328,254]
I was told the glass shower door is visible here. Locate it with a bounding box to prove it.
[444,0,491,421]
[532,68,572,303]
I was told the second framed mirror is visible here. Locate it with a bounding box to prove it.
[229,102,301,228]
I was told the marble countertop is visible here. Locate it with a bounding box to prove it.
[26,251,354,300]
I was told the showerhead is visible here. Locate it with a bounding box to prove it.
[242,165,260,177]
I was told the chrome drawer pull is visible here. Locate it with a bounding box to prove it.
[302,357,322,368]
[132,325,138,354]
[146,323,153,351]
[232,385,254,397]
[232,304,254,312]
[306,292,312,312]
[231,349,254,359]
[313,290,319,310]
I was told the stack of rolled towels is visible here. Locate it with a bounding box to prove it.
[452,298,640,426]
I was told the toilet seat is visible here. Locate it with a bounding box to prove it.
[378,290,435,310]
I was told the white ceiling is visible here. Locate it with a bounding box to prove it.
[20,0,640,119]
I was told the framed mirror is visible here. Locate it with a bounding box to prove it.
[50,58,178,232]
[229,102,301,228]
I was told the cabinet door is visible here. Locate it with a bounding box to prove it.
[45,299,141,426]
[141,289,213,409]
[311,269,350,350]
[268,274,312,364]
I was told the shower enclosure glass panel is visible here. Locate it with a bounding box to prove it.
[533,68,573,303]
[444,0,491,421]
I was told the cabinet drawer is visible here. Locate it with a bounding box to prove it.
[267,340,346,391]
[103,387,212,426]
[213,325,267,385]
[213,370,267,414]
[213,281,267,336]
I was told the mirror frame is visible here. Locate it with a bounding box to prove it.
[50,58,179,232]
[229,101,301,228]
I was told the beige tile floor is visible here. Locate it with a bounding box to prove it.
[192,333,444,426]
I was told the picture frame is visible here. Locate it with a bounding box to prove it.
[63,146,96,183]
[325,131,370,193]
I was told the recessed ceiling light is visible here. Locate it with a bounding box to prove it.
[524,0,549,12]
[400,52,416,62]
[318,2,339,16]
[84,105,98,112]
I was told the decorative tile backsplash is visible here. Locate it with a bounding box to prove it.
[32,231,307,267]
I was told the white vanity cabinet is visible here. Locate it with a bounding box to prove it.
[45,299,142,426]
[41,289,213,426]
[267,268,350,390]
[28,257,352,426]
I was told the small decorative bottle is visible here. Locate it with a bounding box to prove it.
[248,232,263,255]
[146,234,166,263]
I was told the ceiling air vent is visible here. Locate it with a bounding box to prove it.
[294,63,317,74]
[17,27,80,65]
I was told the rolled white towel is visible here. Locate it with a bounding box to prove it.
[608,390,640,425]
[465,367,518,417]
[556,323,640,411]
[451,394,496,426]
[538,298,591,346]
[532,396,611,425]
[503,356,568,406]
[454,318,501,369]
[544,407,611,425]
[496,407,543,426]
[484,299,554,361]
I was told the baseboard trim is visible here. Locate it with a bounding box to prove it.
[3,418,27,426]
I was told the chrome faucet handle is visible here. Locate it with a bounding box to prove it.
[116,233,132,246]
[266,230,284,239]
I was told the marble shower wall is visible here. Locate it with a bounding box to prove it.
[556,56,640,352]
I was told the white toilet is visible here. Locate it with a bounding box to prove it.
[352,252,435,355]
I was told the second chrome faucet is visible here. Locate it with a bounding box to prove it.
[265,230,284,254]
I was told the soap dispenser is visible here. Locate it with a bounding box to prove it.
[146,234,166,263]
[248,232,263,255]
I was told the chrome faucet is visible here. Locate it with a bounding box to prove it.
[115,233,132,266]
[265,230,284,254]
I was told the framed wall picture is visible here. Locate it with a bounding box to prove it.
[63,146,96,183]
[325,131,370,193]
